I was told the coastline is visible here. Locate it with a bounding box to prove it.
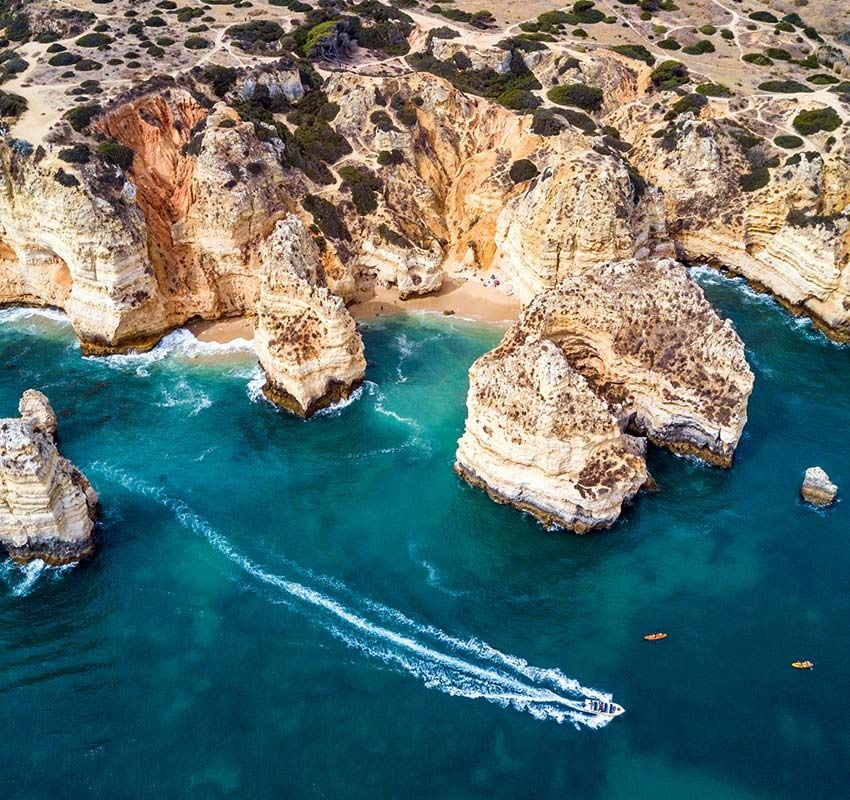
[185,275,520,344]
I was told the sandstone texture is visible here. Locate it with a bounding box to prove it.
[255,216,366,417]
[456,259,754,531]
[0,392,98,564]
[801,467,838,506]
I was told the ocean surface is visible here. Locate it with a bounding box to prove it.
[0,270,848,799]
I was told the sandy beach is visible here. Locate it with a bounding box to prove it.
[350,275,520,324]
[186,274,519,344]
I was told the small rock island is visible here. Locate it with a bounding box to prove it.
[0,390,98,564]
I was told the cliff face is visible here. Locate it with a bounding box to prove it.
[455,259,753,531]
[518,259,754,466]
[626,115,850,339]
[494,146,672,302]
[0,391,98,564]
[255,216,366,417]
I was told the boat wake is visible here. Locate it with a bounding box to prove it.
[90,462,623,729]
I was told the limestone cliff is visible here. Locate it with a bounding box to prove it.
[0,391,98,564]
[255,216,366,417]
[456,259,753,531]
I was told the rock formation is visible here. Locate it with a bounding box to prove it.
[456,259,754,531]
[0,391,98,564]
[801,467,838,506]
[455,335,648,531]
[255,216,366,417]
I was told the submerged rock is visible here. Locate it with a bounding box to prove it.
[0,392,98,564]
[455,258,753,532]
[255,216,366,418]
[801,467,837,506]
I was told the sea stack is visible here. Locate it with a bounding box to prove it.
[801,467,837,506]
[0,391,98,564]
[255,215,366,418]
[456,258,754,532]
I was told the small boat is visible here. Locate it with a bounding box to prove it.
[643,632,668,641]
[584,698,625,717]
[791,660,814,670]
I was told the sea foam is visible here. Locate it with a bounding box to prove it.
[91,462,622,729]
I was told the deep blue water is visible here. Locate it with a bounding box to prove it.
[0,270,848,799]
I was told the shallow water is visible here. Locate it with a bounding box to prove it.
[0,275,848,799]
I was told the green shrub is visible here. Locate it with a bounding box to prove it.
[739,166,770,192]
[765,47,791,60]
[546,82,603,112]
[698,24,716,35]
[749,11,777,23]
[742,53,772,66]
[610,44,655,65]
[58,143,91,163]
[64,103,102,131]
[338,164,382,215]
[227,20,284,49]
[774,135,803,149]
[76,33,113,47]
[757,80,812,93]
[671,92,707,116]
[650,60,688,89]
[792,107,842,135]
[303,193,350,240]
[54,169,79,188]
[370,109,395,131]
[509,158,538,183]
[658,38,681,50]
[0,91,26,119]
[376,149,404,166]
[204,65,238,97]
[682,39,714,55]
[184,36,210,49]
[496,87,540,109]
[98,141,135,169]
[696,82,730,97]
[807,73,839,85]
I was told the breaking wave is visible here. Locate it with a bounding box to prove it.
[90,463,622,729]
[0,558,75,597]
[88,329,255,377]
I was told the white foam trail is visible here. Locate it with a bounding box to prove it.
[91,463,621,729]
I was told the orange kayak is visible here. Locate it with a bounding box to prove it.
[643,632,668,641]
[791,660,814,670]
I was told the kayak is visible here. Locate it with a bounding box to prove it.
[643,632,668,641]
[791,660,814,670]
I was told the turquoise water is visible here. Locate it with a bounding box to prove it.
[0,271,848,798]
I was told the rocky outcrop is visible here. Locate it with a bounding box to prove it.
[0,391,98,564]
[516,258,754,466]
[626,114,850,340]
[455,336,648,531]
[255,216,366,417]
[494,148,672,302]
[801,467,838,506]
[456,259,753,531]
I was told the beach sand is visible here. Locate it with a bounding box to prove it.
[350,276,520,324]
[185,274,519,344]
[187,316,256,344]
